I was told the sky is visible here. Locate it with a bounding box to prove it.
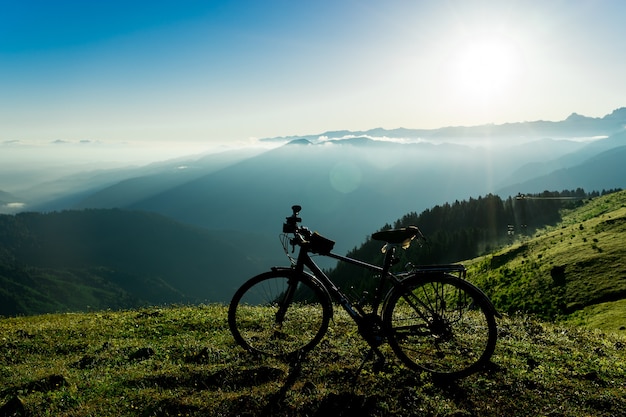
[1,0,625,153]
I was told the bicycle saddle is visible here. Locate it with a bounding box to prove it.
[371,226,421,248]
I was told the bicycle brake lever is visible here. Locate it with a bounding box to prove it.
[289,238,297,253]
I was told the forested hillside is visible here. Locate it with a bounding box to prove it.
[0,210,280,316]
[329,189,626,328]
[328,189,603,290]
[468,190,626,329]
[1,188,623,319]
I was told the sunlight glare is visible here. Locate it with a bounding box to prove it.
[449,36,522,103]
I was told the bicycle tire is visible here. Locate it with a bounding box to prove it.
[228,269,332,359]
[383,273,497,378]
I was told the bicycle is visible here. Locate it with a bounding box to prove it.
[228,205,499,379]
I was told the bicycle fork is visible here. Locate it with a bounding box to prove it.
[275,277,299,325]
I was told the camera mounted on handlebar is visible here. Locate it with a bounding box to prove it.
[283,205,302,233]
[282,205,336,254]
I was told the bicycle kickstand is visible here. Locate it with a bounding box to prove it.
[354,347,386,381]
[371,348,386,372]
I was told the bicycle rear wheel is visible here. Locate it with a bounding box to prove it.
[383,273,497,378]
[228,269,332,359]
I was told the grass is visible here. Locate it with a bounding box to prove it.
[465,191,626,328]
[1,304,626,416]
[4,191,626,415]
[565,298,626,330]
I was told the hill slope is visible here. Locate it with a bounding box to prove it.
[0,305,625,416]
[126,140,501,255]
[498,143,626,196]
[327,190,593,303]
[0,209,282,316]
[124,139,590,255]
[3,189,625,323]
[466,190,626,329]
[325,189,626,330]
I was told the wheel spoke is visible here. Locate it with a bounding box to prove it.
[229,272,331,358]
[384,274,497,377]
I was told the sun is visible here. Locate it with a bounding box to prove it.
[449,36,521,103]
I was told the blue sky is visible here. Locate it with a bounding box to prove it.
[2,0,625,149]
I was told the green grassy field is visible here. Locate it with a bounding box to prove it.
[1,305,625,416]
[466,191,626,328]
[3,191,626,415]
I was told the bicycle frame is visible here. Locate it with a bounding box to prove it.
[230,206,499,377]
[288,238,469,323]
[293,246,387,320]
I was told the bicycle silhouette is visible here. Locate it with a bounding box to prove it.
[229,205,499,378]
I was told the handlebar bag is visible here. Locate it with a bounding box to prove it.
[310,232,335,254]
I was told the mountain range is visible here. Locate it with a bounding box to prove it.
[57,109,626,253]
[260,107,626,143]
[0,108,625,315]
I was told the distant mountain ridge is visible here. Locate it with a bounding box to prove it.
[16,112,623,260]
[260,107,626,143]
[498,144,626,197]
[120,129,623,255]
[0,190,17,207]
[0,148,265,214]
[5,107,626,219]
[124,139,510,255]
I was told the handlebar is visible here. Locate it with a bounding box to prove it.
[282,205,335,254]
[282,205,425,255]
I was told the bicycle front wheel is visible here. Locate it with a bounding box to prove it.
[383,273,497,378]
[228,269,332,359]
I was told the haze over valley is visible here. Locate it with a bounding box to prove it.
[1,108,626,314]
[3,108,625,251]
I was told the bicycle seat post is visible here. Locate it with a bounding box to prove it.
[381,245,397,278]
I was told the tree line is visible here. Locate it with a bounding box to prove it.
[327,189,621,298]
